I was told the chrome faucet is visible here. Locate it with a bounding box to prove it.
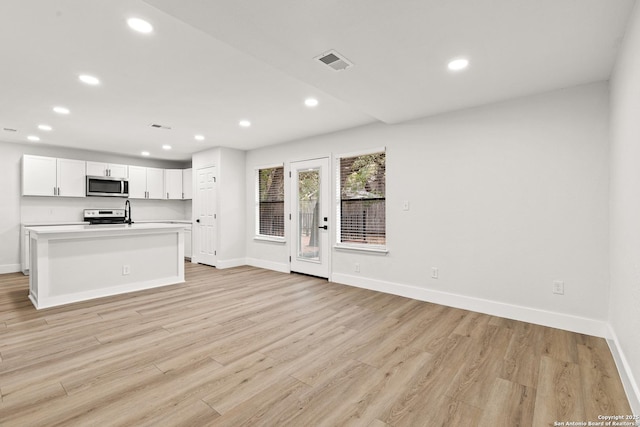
[124,199,133,224]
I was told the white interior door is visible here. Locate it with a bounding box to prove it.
[290,158,330,278]
[195,166,217,267]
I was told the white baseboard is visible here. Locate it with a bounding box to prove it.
[30,276,185,310]
[246,258,290,274]
[607,325,640,417]
[0,264,21,274]
[332,273,609,338]
[216,258,247,269]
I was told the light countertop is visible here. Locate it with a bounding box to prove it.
[23,221,90,227]
[134,220,192,224]
[26,222,186,235]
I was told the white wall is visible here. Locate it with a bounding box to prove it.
[246,82,610,335]
[0,140,190,273]
[0,142,23,272]
[192,147,246,268]
[609,0,640,413]
[217,147,246,267]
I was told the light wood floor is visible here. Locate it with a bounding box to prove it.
[0,263,632,426]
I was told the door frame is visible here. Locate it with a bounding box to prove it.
[288,156,332,280]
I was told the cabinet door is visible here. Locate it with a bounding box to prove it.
[22,155,57,196]
[86,161,108,177]
[108,164,128,178]
[182,168,193,200]
[128,166,147,199]
[57,158,86,197]
[146,167,165,199]
[165,169,183,200]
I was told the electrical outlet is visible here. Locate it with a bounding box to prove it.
[553,280,564,295]
[354,263,360,273]
[402,200,410,211]
[431,267,438,279]
[122,265,130,276]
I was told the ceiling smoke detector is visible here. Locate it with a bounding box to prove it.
[149,123,172,130]
[315,50,353,71]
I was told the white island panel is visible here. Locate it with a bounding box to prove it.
[27,223,185,309]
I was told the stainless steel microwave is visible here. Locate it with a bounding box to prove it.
[86,176,129,197]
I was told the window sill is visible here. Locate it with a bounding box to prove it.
[333,244,388,254]
[254,235,286,244]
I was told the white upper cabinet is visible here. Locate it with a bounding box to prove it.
[165,169,183,200]
[128,166,164,199]
[128,165,148,199]
[182,168,193,200]
[22,155,57,196]
[86,162,128,178]
[56,158,86,197]
[22,155,189,201]
[22,155,85,197]
[146,167,165,199]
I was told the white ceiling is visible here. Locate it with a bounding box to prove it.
[0,0,635,161]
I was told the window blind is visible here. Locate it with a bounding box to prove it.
[338,152,386,246]
[258,166,285,237]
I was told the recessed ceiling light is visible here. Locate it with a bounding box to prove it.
[162,144,172,150]
[38,124,52,131]
[78,74,100,85]
[53,106,70,115]
[239,120,251,128]
[194,134,205,141]
[448,58,469,71]
[304,98,319,107]
[141,151,150,156]
[27,135,40,142]
[127,18,153,34]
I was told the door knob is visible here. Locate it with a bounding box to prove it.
[318,225,328,230]
[196,219,200,223]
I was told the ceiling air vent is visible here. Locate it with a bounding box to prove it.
[3,128,17,132]
[315,50,353,71]
[149,123,172,130]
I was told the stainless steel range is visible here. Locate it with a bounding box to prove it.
[83,209,126,224]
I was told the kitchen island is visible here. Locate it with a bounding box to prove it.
[26,223,185,309]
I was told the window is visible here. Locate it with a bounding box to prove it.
[337,151,386,247]
[256,166,285,238]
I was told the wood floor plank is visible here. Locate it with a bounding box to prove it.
[0,263,632,426]
[478,377,536,427]
[579,363,632,419]
[278,359,379,427]
[499,321,545,388]
[208,376,309,427]
[333,348,434,426]
[444,324,513,408]
[532,356,585,426]
[136,398,221,427]
[541,327,579,364]
[379,357,458,425]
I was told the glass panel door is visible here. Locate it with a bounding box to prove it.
[290,158,330,278]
